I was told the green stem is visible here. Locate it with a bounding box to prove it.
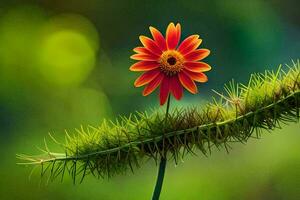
[165,94,171,119]
[152,94,171,200]
[152,157,167,200]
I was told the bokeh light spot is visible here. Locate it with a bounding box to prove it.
[39,30,96,87]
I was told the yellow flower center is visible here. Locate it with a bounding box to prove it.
[159,50,184,76]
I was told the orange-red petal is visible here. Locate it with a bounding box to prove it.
[166,23,180,50]
[177,35,200,54]
[183,69,208,83]
[184,49,210,61]
[134,69,161,87]
[178,71,198,94]
[184,62,211,72]
[143,73,164,96]
[149,26,167,51]
[169,75,183,100]
[182,39,202,55]
[159,76,171,105]
[130,53,159,61]
[130,61,159,71]
[175,23,181,45]
[133,47,156,55]
[139,36,162,56]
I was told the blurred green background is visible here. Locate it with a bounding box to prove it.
[0,0,299,199]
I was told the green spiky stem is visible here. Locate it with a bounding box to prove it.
[16,60,300,184]
[152,94,171,200]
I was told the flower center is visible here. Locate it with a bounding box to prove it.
[167,57,177,65]
[159,50,184,76]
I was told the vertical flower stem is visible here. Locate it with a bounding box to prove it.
[165,94,171,119]
[152,94,171,200]
[152,157,167,200]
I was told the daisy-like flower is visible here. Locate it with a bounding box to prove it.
[130,22,211,105]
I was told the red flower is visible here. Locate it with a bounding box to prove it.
[130,22,211,105]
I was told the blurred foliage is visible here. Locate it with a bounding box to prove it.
[0,0,299,199]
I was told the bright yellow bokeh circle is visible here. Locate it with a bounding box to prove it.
[39,30,96,87]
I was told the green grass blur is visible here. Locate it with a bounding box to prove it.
[0,0,299,199]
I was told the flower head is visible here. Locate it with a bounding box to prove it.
[130,22,211,105]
